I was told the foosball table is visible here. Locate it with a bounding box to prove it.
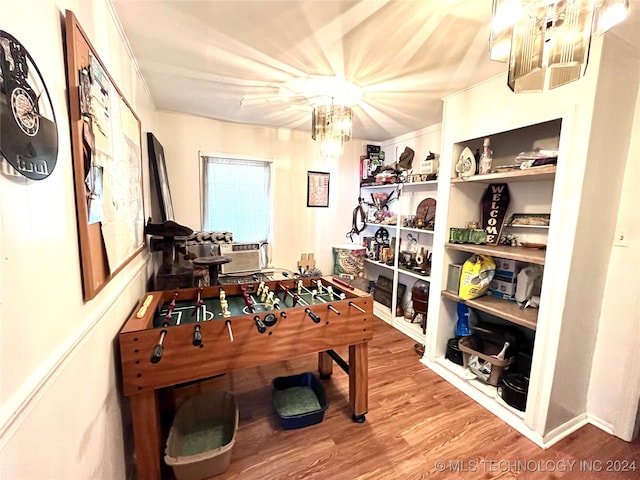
[118,276,373,480]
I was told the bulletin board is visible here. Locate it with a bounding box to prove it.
[64,11,145,300]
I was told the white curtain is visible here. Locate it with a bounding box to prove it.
[202,156,271,243]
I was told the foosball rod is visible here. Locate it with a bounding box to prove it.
[348,301,366,313]
[327,304,340,315]
[150,330,167,364]
[225,319,234,342]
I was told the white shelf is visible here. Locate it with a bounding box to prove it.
[397,268,431,282]
[393,317,425,344]
[431,356,526,419]
[364,258,395,272]
[399,226,434,235]
[360,183,400,190]
[424,357,533,441]
[400,180,438,188]
[373,301,393,324]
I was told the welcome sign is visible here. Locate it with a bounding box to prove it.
[481,183,510,245]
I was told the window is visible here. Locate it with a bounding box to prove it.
[202,156,271,243]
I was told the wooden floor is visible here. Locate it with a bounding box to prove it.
[163,317,639,480]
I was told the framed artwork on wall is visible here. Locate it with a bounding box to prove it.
[147,132,174,222]
[307,171,330,208]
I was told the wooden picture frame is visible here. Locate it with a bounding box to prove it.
[64,11,145,300]
[147,133,174,221]
[307,171,330,207]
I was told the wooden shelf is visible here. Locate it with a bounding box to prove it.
[446,243,546,265]
[441,290,538,330]
[451,165,556,184]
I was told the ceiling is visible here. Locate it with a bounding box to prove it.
[111,0,640,143]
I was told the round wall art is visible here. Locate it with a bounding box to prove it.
[0,30,58,180]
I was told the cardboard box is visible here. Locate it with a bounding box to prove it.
[489,275,517,300]
[493,257,527,278]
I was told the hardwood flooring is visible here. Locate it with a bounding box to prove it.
[163,317,639,480]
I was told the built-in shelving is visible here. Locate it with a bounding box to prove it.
[451,165,556,184]
[441,290,538,330]
[361,173,439,344]
[446,243,546,265]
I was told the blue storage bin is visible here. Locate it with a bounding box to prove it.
[271,372,328,429]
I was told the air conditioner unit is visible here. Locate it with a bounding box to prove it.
[220,243,264,274]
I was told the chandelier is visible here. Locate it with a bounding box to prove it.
[490,0,629,93]
[312,100,353,160]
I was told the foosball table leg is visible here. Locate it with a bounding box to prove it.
[130,391,163,480]
[318,351,333,379]
[349,343,368,423]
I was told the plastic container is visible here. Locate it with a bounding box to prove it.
[458,336,513,386]
[165,390,238,480]
[498,373,529,411]
[272,372,328,429]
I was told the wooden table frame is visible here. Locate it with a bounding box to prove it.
[119,277,373,480]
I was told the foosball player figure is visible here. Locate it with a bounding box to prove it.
[266,291,274,307]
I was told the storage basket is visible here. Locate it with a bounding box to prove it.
[165,390,238,480]
[458,336,513,386]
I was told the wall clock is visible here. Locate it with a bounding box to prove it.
[0,31,58,180]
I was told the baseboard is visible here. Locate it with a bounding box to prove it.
[541,414,589,448]
[587,414,616,436]
[420,357,597,449]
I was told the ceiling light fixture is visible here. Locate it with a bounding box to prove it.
[312,100,353,160]
[490,0,629,93]
[280,75,360,159]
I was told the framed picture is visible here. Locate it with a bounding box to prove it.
[307,171,330,207]
[147,132,174,221]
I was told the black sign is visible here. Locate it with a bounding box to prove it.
[481,183,510,245]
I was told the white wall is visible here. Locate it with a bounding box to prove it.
[587,47,640,440]
[1,1,156,478]
[155,112,369,275]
